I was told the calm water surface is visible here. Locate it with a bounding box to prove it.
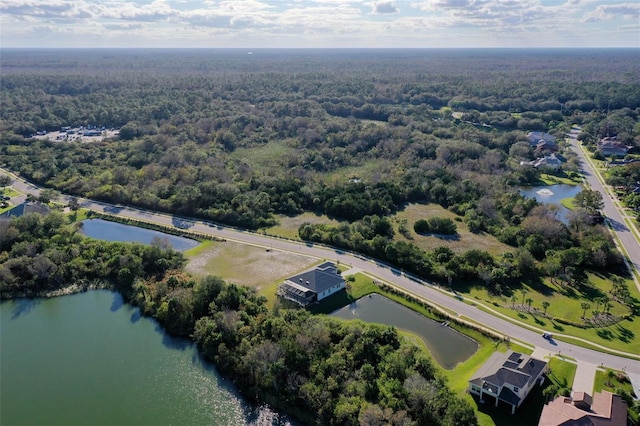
[80,219,198,251]
[331,294,478,369]
[519,184,582,224]
[0,291,291,426]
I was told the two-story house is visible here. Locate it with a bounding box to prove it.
[276,262,346,307]
[469,350,547,414]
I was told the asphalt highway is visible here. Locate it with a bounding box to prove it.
[565,127,640,280]
[2,166,639,378]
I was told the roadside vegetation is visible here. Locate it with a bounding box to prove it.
[0,215,477,425]
[1,49,639,425]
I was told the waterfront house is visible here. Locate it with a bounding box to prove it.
[468,350,547,414]
[277,262,346,307]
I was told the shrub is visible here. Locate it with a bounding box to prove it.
[414,217,457,235]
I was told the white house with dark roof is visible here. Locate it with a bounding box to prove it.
[277,262,346,307]
[469,350,547,414]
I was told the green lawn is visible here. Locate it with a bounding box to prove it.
[593,369,636,396]
[538,173,582,186]
[67,208,91,222]
[546,357,577,390]
[1,188,20,198]
[456,272,640,355]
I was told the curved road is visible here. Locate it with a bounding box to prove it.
[2,168,640,380]
[566,127,640,279]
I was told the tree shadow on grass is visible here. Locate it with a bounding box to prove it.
[597,329,614,340]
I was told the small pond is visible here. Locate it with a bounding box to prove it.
[331,294,478,369]
[80,219,198,251]
[519,184,582,224]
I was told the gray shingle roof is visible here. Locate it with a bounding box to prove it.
[285,262,343,295]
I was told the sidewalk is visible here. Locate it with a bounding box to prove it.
[627,372,640,398]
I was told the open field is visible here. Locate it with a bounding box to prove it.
[184,239,318,305]
[265,212,344,239]
[392,203,515,256]
[229,140,292,170]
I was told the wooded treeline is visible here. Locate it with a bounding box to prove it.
[1,49,638,288]
[0,212,184,296]
[0,214,477,426]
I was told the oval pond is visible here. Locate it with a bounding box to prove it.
[80,218,198,251]
[331,294,478,369]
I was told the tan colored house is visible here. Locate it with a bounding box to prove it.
[469,350,547,414]
[598,137,628,157]
[539,390,628,426]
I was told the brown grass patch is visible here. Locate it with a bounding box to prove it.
[185,240,318,291]
[392,203,514,256]
[265,212,344,239]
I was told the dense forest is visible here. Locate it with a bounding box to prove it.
[0,214,476,426]
[2,49,637,290]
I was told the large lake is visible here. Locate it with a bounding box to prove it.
[0,291,291,426]
[80,218,199,251]
[331,294,478,369]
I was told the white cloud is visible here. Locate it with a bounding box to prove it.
[371,1,399,14]
[0,0,638,47]
[584,2,640,22]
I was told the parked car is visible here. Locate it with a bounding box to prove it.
[542,332,553,340]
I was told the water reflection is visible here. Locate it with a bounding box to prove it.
[331,294,478,369]
[80,218,199,251]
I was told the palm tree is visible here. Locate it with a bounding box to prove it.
[542,301,550,316]
[511,295,517,308]
[581,302,591,319]
[526,298,533,312]
[606,369,615,387]
[594,297,602,312]
[521,289,528,306]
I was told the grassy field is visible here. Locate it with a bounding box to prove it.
[228,140,292,170]
[265,212,344,239]
[538,173,582,186]
[391,203,516,256]
[184,239,319,306]
[456,272,640,355]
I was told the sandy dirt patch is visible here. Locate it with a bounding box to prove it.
[186,240,317,289]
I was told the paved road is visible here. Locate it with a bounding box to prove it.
[2,168,640,379]
[566,127,640,279]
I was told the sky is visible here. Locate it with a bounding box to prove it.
[1,0,639,48]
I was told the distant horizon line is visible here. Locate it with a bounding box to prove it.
[1,46,638,50]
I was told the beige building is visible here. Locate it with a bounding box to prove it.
[539,390,628,426]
